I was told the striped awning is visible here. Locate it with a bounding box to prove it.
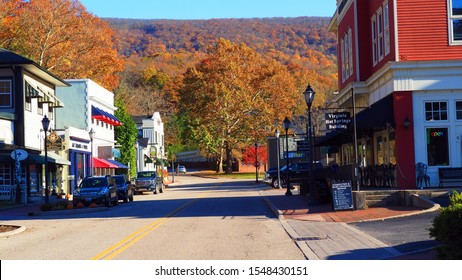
[49,95,64,108]
[25,82,44,98]
[91,106,122,126]
[38,87,55,104]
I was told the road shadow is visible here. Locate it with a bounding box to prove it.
[0,180,278,221]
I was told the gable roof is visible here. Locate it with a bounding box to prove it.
[0,48,70,87]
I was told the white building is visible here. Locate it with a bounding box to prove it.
[133,112,164,172]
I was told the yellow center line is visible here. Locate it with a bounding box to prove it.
[92,185,219,260]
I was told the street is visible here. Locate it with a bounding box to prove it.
[0,175,304,260]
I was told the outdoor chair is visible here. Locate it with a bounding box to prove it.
[415,162,430,189]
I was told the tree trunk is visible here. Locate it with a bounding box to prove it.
[225,142,233,174]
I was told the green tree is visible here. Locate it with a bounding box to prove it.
[114,97,138,179]
[179,38,299,173]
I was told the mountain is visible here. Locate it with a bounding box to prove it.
[106,17,337,60]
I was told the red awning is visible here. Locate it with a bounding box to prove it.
[93,158,118,168]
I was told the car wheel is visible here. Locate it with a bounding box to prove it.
[272,179,280,188]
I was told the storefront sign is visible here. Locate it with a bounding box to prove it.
[325,112,352,130]
[332,181,354,211]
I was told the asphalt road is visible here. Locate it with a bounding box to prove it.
[0,175,304,260]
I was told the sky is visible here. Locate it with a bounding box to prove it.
[79,0,337,20]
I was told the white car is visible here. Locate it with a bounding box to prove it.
[177,166,187,174]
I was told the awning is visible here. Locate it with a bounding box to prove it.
[356,95,394,129]
[26,152,71,165]
[315,130,351,147]
[92,106,122,126]
[93,157,118,168]
[49,95,64,108]
[25,82,44,98]
[105,159,129,169]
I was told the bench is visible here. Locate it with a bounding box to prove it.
[438,167,462,187]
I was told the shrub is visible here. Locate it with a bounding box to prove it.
[429,191,462,259]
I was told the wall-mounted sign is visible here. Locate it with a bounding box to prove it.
[325,112,352,130]
[10,149,28,161]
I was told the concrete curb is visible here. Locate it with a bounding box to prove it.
[0,225,26,238]
[28,206,109,216]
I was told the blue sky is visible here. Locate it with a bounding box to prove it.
[79,0,337,20]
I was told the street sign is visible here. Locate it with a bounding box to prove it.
[10,149,28,161]
[253,161,261,168]
[297,140,310,151]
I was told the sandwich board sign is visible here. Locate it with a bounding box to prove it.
[331,181,354,211]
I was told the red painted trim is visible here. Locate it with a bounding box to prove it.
[393,92,416,189]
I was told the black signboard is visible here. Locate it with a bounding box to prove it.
[331,181,354,211]
[297,140,309,151]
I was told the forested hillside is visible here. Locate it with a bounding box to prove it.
[107,17,336,59]
[106,17,338,118]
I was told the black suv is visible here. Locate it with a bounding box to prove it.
[263,161,324,189]
[134,171,163,194]
[73,176,118,207]
[112,174,135,203]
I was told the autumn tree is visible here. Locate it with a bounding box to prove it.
[0,0,123,91]
[179,38,299,173]
[242,145,268,174]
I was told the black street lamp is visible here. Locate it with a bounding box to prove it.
[283,117,292,196]
[254,143,259,183]
[41,115,50,203]
[303,84,318,204]
[275,129,281,189]
[89,128,95,177]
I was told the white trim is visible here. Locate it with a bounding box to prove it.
[448,0,462,45]
[394,0,399,61]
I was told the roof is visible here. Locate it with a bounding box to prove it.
[0,48,70,87]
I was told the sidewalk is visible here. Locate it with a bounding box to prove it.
[260,186,440,260]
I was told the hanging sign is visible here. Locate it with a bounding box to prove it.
[325,112,352,130]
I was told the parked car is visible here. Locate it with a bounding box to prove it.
[73,176,118,207]
[112,174,134,203]
[134,171,163,194]
[263,161,324,189]
[177,165,187,174]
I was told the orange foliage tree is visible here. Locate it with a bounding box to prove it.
[179,38,299,173]
[0,0,123,91]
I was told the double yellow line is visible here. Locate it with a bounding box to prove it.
[92,186,218,260]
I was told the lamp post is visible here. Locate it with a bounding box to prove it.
[254,143,259,184]
[303,84,317,204]
[41,115,50,203]
[283,117,292,196]
[89,128,95,177]
[275,129,281,189]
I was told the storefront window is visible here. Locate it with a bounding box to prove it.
[425,101,448,121]
[426,127,449,166]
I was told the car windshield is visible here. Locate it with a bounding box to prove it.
[113,177,125,184]
[80,178,107,188]
[137,172,155,178]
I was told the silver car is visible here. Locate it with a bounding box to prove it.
[177,165,187,174]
